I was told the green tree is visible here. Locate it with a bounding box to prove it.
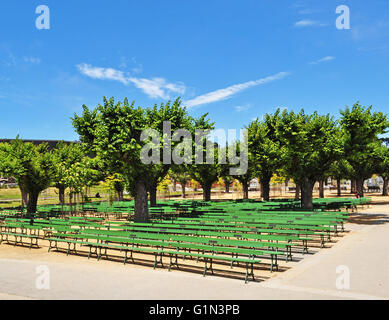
[99,173,126,205]
[187,114,217,201]
[376,141,389,196]
[274,109,342,209]
[63,157,99,211]
[52,141,85,205]
[228,140,254,199]
[189,143,220,201]
[169,166,191,198]
[340,103,389,196]
[143,102,192,206]
[329,159,353,197]
[247,115,282,201]
[72,97,193,221]
[0,139,55,214]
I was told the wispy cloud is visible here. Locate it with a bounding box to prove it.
[23,56,41,64]
[1,48,16,67]
[119,56,143,73]
[1,47,41,66]
[129,77,185,99]
[77,63,128,84]
[309,56,335,65]
[77,63,185,99]
[298,8,321,15]
[185,72,290,108]
[294,20,326,28]
[235,104,252,112]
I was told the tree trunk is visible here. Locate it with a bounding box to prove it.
[182,183,186,198]
[300,178,315,209]
[337,178,342,197]
[383,178,388,196]
[58,185,65,205]
[134,180,149,222]
[114,184,124,201]
[295,184,301,200]
[202,183,212,201]
[356,178,364,197]
[69,192,73,214]
[149,182,158,207]
[261,176,271,201]
[27,190,39,214]
[20,185,28,209]
[225,183,230,193]
[351,179,356,194]
[319,180,325,198]
[242,181,249,199]
[172,179,177,192]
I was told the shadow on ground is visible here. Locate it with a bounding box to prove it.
[348,211,389,225]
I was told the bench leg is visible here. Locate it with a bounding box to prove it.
[48,240,56,252]
[168,253,179,271]
[275,254,279,271]
[123,249,128,265]
[153,252,164,269]
[66,242,71,256]
[203,258,208,277]
[203,258,214,277]
[244,263,255,284]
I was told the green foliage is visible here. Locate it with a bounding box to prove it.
[274,108,343,185]
[0,139,55,193]
[247,114,282,183]
[72,96,204,219]
[340,102,389,180]
[0,138,56,213]
[375,142,389,179]
[99,173,125,204]
[52,141,85,189]
[64,157,100,195]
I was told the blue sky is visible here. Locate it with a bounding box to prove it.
[1,0,389,141]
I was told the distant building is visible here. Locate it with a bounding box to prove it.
[0,139,77,150]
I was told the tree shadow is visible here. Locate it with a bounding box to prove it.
[348,212,389,225]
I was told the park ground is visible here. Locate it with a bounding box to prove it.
[0,198,388,300]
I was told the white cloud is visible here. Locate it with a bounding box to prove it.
[235,104,252,112]
[128,77,185,99]
[77,63,185,99]
[309,56,335,65]
[294,20,326,27]
[23,56,41,64]
[185,72,290,108]
[77,63,128,84]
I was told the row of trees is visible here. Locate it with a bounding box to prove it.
[0,99,388,222]
[0,140,100,214]
[168,102,389,210]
